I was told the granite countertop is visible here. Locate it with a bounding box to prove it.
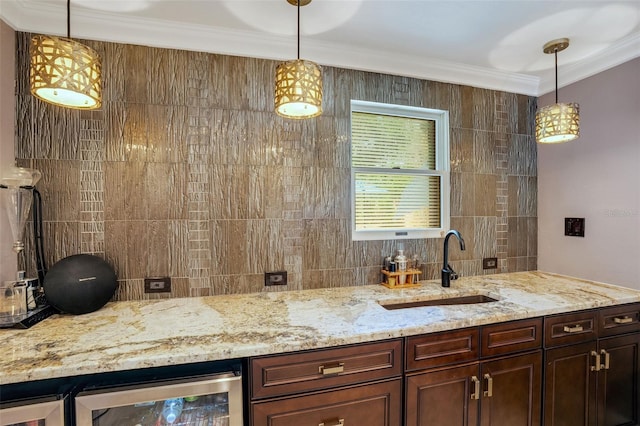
[2,271,640,385]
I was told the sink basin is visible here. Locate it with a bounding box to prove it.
[380,294,499,310]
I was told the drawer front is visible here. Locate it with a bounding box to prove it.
[599,303,640,337]
[406,327,479,371]
[544,310,598,348]
[481,317,542,358]
[251,379,402,426]
[251,340,402,399]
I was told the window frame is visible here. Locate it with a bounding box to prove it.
[350,100,450,241]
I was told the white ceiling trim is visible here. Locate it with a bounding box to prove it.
[2,0,638,97]
[537,32,640,95]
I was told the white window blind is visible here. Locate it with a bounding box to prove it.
[350,101,450,241]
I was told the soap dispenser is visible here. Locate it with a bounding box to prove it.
[395,250,407,284]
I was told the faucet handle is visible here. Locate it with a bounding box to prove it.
[447,264,459,280]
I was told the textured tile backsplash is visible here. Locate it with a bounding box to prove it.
[14,32,538,300]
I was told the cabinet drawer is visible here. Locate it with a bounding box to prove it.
[544,310,597,348]
[406,327,479,371]
[250,340,402,399]
[481,317,542,358]
[599,303,640,337]
[251,379,402,426]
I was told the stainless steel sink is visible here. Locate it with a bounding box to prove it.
[380,294,499,310]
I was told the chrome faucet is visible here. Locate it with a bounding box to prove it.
[442,229,466,287]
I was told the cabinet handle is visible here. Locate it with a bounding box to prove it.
[563,324,584,333]
[601,349,610,370]
[319,419,344,426]
[483,374,493,398]
[614,316,633,324]
[591,350,601,372]
[319,362,344,375]
[470,375,480,400]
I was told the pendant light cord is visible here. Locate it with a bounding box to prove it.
[554,48,558,104]
[67,0,71,38]
[297,0,300,59]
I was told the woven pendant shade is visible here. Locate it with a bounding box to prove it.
[30,35,102,110]
[275,59,323,119]
[535,102,580,143]
[535,38,579,144]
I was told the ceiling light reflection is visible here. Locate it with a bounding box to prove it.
[489,4,639,73]
[221,0,363,36]
[73,0,152,13]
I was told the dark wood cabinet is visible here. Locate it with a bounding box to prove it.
[543,304,640,426]
[252,379,402,426]
[406,363,479,426]
[250,340,403,426]
[405,318,543,426]
[480,351,542,426]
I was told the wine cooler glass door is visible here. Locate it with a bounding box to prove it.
[0,397,65,426]
[75,373,242,426]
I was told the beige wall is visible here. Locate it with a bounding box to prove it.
[0,20,16,281]
[538,58,640,288]
[13,32,537,300]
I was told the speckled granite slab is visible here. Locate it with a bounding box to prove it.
[1,271,639,385]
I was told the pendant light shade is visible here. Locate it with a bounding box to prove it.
[274,0,322,119]
[275,59,323,119]
[29,0,102,110]
[535,102,580,143]
[535,38,579,144]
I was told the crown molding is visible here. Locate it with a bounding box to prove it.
[538,32,640,95]
[3,0,637,97]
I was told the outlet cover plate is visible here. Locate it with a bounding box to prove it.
[144,277,172,293]
[482,257,498,270]
[265,271,287,286]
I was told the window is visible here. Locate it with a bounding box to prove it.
[350,100,450,241]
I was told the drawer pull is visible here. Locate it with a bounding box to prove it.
[470,375,480,400]
[614,316,633,324]
[591,350,601,372]
[563,325,584,333]
[483,374,493,398]
[601,349,610,370]
[319,362,344,375]
[319,418,344,426]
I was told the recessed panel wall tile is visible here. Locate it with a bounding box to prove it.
[125,220,148,278]
[474,131,496,174]
[124,45,150,104]
[247,57,274,113]
[450,128,474,173]
[473,216,497,259]
[473,88,495,132]
[449,216,474,261]
[474,174,496,216]
[13,34,537,300]
[147,220,169,277]
[34,159,80,222]
[104,161,127,221]
[104,220,128,278]
[123,104,149,163]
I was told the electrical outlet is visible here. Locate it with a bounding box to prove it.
[265,271,287,286]
[144,277,171,293]
[482,257,498,270]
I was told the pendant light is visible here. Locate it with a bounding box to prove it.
[29,0,102,110]
[274,0,323,119]
[535,38,579,144]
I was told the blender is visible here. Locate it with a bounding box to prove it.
[0,166,56,328]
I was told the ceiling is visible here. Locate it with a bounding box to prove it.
[1,0,639,96]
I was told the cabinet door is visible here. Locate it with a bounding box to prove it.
[544,342,598,426]
[598,334,640,426]
[405,363,480,426]
[479,351,541,426]
[251,379,401,426]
